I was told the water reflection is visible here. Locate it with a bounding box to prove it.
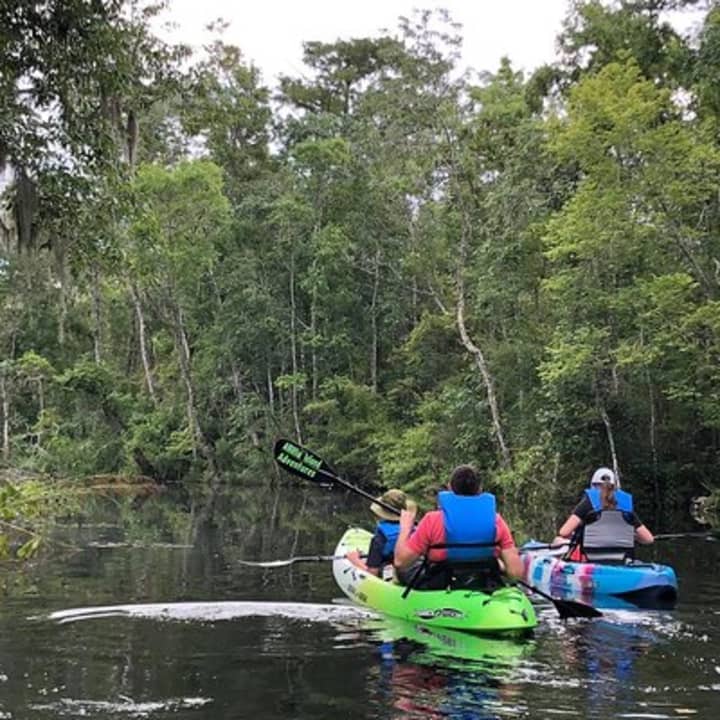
[557,619,659,707]
[355,609,678,719]
[364,617,533,669]
[0,486,718,720]
[353,617,534,719]
[372,640,516,719]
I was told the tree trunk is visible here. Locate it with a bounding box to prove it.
[0,372,10,462]
[445,124,511,468]
[91,262,103,363]
[409,218,419,323]
[455,212,511,469]
[57,255,68,347]
[288,251,302,443]
[35,377,44,450]
[171,301,214,466]
[15,167,37,252]
[130,283,157,403]
[310,285,318,399]
[230,364,244,404]
[370,249,380,394]
[598,399,620,482]
[648,372,661,518]
[36,378,44,415]
[267,363,275,413]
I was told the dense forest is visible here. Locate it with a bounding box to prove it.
[1,0,719,547]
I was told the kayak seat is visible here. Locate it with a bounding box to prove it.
[582,548,635,564]
[400,557,504,596]
[446,559,504,592]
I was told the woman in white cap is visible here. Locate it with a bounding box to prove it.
[346,489,417,577]
[552,467,654,562]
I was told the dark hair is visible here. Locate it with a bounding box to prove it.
[449,465,481,496]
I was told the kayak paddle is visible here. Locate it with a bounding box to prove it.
[520,532,717,550]
[239,555,349,568]
[515,579,602,619]
[654,531,717,541]
[273,438,400,516]
[518,542,570,553]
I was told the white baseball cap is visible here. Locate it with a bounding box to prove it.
[590,467,618,488]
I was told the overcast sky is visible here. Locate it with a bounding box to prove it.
[156,1,573,83]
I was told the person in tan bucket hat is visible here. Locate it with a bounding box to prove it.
[347,489,417,577]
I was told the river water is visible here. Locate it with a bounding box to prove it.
[0,481,718,719]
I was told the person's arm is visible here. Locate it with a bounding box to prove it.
[630,510,654,544]
[346,550,379,575]
[394,507,420,570]
[634,524,654,544]
[499,546,523,579]
[346,548,379,576]
[553,514,581,546]
[495,515,523,579]
[553,497,590,545]
[347,530,386,575]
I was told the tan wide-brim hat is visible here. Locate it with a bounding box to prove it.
[370,488,417,521]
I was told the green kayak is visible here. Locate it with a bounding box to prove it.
[332,527,538,636]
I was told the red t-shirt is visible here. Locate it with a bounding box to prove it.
[406,509,515,562]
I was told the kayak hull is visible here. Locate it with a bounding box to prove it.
[521,542,678,610]
[365,616,533,667]
[333,527,537,635]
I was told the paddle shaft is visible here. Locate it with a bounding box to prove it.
[522,532,716,551]
[654,531,716,540]
[519,542,569,553]
[239,554,360,567]
[316,466,400,516]
[274,438,401,516]
[515,578,603,619]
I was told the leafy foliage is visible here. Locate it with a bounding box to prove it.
[2,1,719,549]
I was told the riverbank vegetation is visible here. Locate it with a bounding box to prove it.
[1,1,719,549]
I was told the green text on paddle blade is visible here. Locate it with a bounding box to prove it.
[274,439,324,479]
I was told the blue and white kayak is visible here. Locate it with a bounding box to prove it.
[520,541,678,610]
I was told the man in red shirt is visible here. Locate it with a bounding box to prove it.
[394,465,523,589]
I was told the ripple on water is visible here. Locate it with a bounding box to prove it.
[29,696,212,717]
[43,600,375,625]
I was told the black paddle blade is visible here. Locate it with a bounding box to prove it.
[272,438,400,513]
[516,579,602,619]
[273,438,337,482]
[553,598,603,620]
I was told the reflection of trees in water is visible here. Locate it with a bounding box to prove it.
[11,481,372,608]
[79,480,372,597]
[114,479,361,548]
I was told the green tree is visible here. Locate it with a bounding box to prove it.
[125,160,232,468]
[541,58,720,509]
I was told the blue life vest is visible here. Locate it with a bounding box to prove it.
[585,487,633,515]
[437,491,497,562]
[376,520,401,561]
[582,488,635,558]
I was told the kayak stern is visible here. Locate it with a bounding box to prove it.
[334,527,537,636]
